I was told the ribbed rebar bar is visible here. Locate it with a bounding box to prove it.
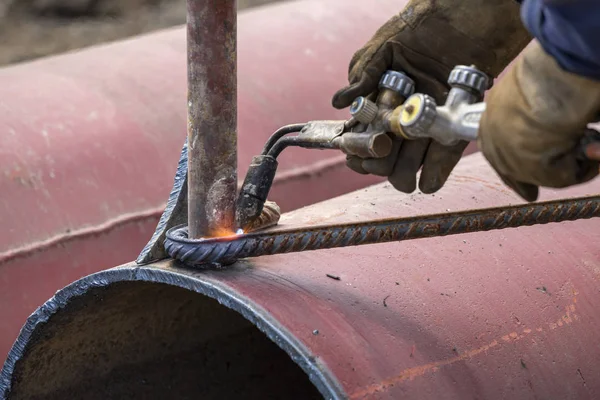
[165,195,600,266]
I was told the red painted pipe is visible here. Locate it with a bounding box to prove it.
[0,0,519,364]
[0,0,420,361]
[2,153,599,399]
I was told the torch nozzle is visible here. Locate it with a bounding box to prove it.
[235,155,279,231]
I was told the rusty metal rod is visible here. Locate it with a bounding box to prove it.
[187,0,237,238]
[165,195,600,266]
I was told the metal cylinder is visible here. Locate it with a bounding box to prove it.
[187,0,237,238]
[3,153,600,399]
[337,131,392,158]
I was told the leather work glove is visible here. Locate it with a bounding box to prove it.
[332,0,532,194]
[478,41,600,202]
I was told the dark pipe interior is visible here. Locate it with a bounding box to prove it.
[7,281,322,399]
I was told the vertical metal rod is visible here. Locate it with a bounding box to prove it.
[187,0,237,238]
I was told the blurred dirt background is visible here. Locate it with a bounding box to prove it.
[0,0,287,66]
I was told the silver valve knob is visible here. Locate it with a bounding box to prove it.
[447,65,490,98]
[349,96,378,124]
[379,70,415,99]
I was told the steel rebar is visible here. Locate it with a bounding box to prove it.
[165,195,600,266]
[187,0,237,238]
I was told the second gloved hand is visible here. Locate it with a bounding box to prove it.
[478,41,600,202]
[332,0,531,194]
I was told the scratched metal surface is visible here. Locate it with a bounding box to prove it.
[3,153,600,399]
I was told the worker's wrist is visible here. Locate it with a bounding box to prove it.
[519,0,600,82]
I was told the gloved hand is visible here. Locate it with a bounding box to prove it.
[332,0,531,193]
[478,41,600,202]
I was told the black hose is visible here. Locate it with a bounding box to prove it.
[266,136,303,158]
[261,123,307,155]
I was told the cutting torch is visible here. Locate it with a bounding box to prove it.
[235,65,600,231]
[157,64,600,267]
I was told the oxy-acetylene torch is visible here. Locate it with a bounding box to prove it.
[234,65,599,230]
[163,65,600,266]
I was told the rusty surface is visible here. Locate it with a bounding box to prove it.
[187,0,237,238]
[165,194,600,265]
[3,155,600,400]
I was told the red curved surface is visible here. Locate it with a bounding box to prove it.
[151,152,598,399]
[0,0,412,361]
[2,151,597,398]
[0,0,514,362]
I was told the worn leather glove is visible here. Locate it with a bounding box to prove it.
[332,0,531,193]
[478,41,600,202]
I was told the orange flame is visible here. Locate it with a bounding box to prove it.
[209,227,244,239]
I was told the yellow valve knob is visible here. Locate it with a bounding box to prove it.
[400,95,425,126]
[398,93,437,139]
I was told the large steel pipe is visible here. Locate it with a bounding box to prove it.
[3,153,599,399]
[0,0,424,361]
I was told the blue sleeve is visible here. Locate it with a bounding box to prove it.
[518,0,600,81]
